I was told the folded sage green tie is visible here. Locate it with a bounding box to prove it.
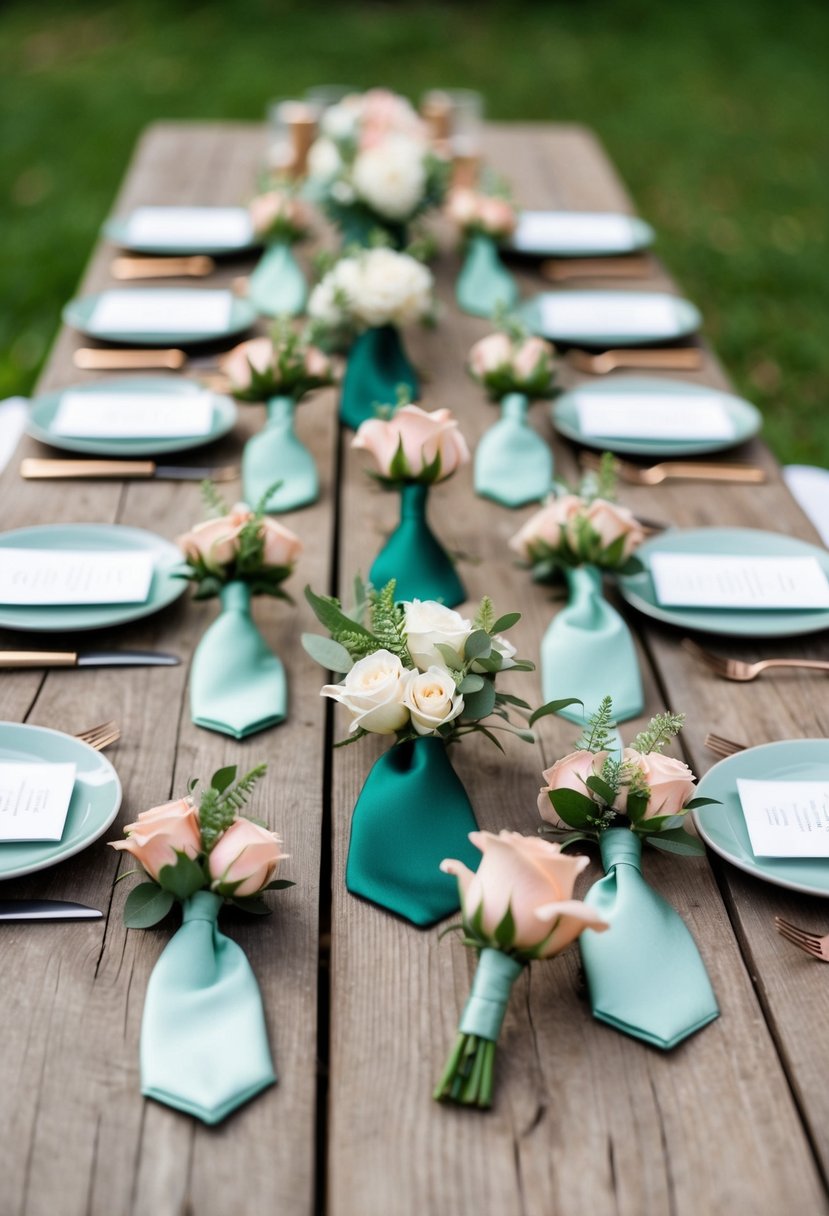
[340,324,419,430]
[579,829,720,1049]
[456,233,519,318]
[346,736,480,926]
[474,392,553,507]
[242,394,318,513]
[190,581,287,739]
[369,483,465,607]
[141,890,276,1124]
[247,240,307,317]
[541,565,643,724]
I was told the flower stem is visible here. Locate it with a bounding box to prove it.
[433,1033,496,1109]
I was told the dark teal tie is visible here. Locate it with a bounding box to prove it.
[456,233,519,318]
[474,392,553,507]
[242,395,319,513]
[247,240,307,317]
[340,325,419,429]
[369,483,465,607]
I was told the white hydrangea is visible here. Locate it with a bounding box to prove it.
[307,137,343,182]
[310,248,434,330]
[351,135,428,221]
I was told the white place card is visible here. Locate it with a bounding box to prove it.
[513,211,636,253]
[649,554,829,610]
[737,779,829,858]
[574,391,736,441]
[0,762,76,842]
[0,550,155,606]
[539,293,679,338]
[125,206,253,248]
[51,391,214,439]
[88,290,232,335]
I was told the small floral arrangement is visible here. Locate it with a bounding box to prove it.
[249,188,312,244]
[353,400,469,486]
[177,484,302,600]
[446,187,518,241]
[308,246,435,341]
[434,830,608,1108]
[468,329,556,399]
[111,764,294,926]
[220,323,336,403]
[537,696,718,854]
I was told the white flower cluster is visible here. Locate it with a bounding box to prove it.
[308,247,434,331]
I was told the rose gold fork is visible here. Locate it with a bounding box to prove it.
[774,916,829,962]
[568,347,704,375]
[704,732,748,758]
[580,451,767,485]
[541,256,652,283]
[682,638,829,682]
[73,720,121,751]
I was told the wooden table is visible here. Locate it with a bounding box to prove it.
[1,122,828,1216]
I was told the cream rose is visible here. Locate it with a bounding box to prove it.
[477,195,517,237]
[307,136,343,180]
[352,134,427,220]
[508,495,584,559]
[619,748,697,820]
[220,337,275,392]
[575,499,645,560]
[352,404,470,482]
[260,517,303,567]
[321,649,410,735]
[537,749,610,822]
[468,332,513,377]
[311,249,433,331]
[177,504,252,570]
[401,666,464,735]
[110,798,201,881]
[208,817,285,897]
[403,599,473,670]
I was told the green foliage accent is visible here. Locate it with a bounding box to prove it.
[156,853,206,899]
[644,826,706,856]
[577,695,617,753]
[368,580,411,661]
[492,612,521,633]
[548,787,601,829]
[473,595,496,634]
[211,765,237,795]
[463,630,492,661]
[493,903,516,949]
[198,763,268,851]
[630,711,686,754]
[460,679,496,721]
[200,479,228,517]
[230,894,271,915]
[123,882,175,929]
[527,697,583,727]
[301,632,354,673]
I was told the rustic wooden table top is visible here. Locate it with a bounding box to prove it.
[1,121,828,1216]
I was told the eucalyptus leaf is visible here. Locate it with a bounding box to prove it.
[302,632,354,673]
[645,827,706,856]
[528,697,583,727]
[461,679,497,721]
[435,643,465,671]
[156,854,207,900]
[124,882,175,929]
[464,629,492,661]
[492,612,521,633]
[458,674,485,694]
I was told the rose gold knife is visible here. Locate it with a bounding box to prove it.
[21,458,237,481]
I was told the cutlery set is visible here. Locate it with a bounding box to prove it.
[21,457,237,482]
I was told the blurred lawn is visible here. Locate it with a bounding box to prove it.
[2,0,828,463]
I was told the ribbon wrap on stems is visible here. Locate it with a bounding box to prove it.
[579,829,719,1049]
[456,233,519,318]
[459,948,525,1040]
[369,483,465,608]
[247,240,307,317]
[140,890,276,1124]
[474,392,553,507]
[541,564,643,724]
[340,325,419,430]
[242,394,319,513]
[190,581,287,738]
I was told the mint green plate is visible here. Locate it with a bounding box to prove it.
[62,291,257,347]
[519,290,701,347]
[694,740,829,896]
[0,523,185,633]
[618,527,829,638]
[552,376,762,457]
[104,211,259,257]
[509,211,655,257]
[0,722,122,880]
[27,377,237,457]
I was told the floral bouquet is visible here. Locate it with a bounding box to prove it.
[447,186,520,318]
[247,187,313,317]
[221,325,336,513]
[509,455,646,723]
[110,764,293,1124]
[434,830,607,1108]
[308,245,435,428]
[177,485,302,738]
[468,329,556,507]
[305,88,448,248]
[302,579,576,926]
[353,400,469,606]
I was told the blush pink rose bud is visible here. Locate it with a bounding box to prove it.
[537,749,610,822]
[446,187,480,228]
[303,345,332,379]
[353,404,470,482]
[512,336,553,384]
[620,748,697,820]
[468,332,513,378]
[221,337,275,392]
[260,517,303,567]
[208,817,285,897]
[477,195,517,237]
[249,191,310,237]
[110,798,201,881]
[575,498,645,560]
[508,495,584,559]
[177,504,254,570]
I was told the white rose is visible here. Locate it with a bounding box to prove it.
[402,666,464,736]
[307,278,344,328]
[331,179,357,205]
[307,137,343,182]
[353,247,433,328]
[352,135,427,220]
[321,99,361,142]
[404,600,472,671]
[320,649,409,735]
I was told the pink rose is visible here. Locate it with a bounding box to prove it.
[508,495,584,559]
[574,498,645,560]
[221,337,275,393]
[512,336,553,384]
[446,187,481,228]
[177,504,253,569]
[359,88,427,149]
[260,516,303,567]
[468,332,513,378]
[248,191,310,237]
[352,404,470,481]
[441,830,608,958]
[537,749,610,822]
[303,345,332,379]
[110,798,201,881]
[208,817,285,897]
[619,748,697,820]
[478,195,517,237]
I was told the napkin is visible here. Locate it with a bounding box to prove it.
[247,241,307,318]
[455,233,519,320]
[242,395,318,513]
[474,392,553,507]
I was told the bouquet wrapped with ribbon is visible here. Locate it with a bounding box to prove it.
[110,764,293,1124]
[247,187,312,317]
[353,400,470,606]
[435,829,608,1108]
[538,697,720,1049]
[468,328,556,507]
[309,245,435,429]
[221,325,336,512]
[509,455,646,723]
[447,186,519,318]
[177,485,302,738]
[302,579,575,926]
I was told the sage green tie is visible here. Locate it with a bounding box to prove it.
[242,395,319,513]
[580,830,720,1049]
[474,392,553,507]
[189,581,287,739]
[247,240,307,317]
[541,565,644,724]
[346,737,480,926]
[369,483,465,607]
[340,324,419,430]
[140,890,276,1124]
[456,233,519,318]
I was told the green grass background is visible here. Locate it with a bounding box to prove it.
[2,0,828,463]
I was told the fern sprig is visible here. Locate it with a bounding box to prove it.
[630,712,686,754]
[577,695,616,753]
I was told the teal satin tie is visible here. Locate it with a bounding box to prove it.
[456,233,519,319]
[474,392,553,507]
[247,240,307,318]
[242,395,318,513]
[340,325,419,430]
[369,483,465,607]
[346,736,480,926]
[140,890,276,1124]
[579,830,720,1050]
[189,581,287,739]
[541,565,643,724]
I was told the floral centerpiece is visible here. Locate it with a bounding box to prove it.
[447,186,520,318]
[247,187,312,317]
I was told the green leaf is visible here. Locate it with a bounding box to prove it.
[586,775,618,806]
[231,895,272,915]
[435,643,465,671]
[528,698,583,727]
[304,585,375,643]
[625,792,651,823]
[471,651,503,673]
[548,787,598,829]
[464,629,492,661]
[458,674,485,694]
[494,903,516,949]
[302,632,354,673]
[492,612,521,633]
[496,693,532,710]
[124,882,175,929]
[685,797,721,810]
[265,879,296,890]
[211,765,237,795]
[645,827,705,856]
[156,854,206,899]
[461,679,497,721]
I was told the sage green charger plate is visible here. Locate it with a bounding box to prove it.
[62,291,257,347]
[27,377,238,457]
[694,740,829,897]
[0,523,185,633]
[519,290,701,347]
[618,527,829,638]
[552,376,762,457]
[0,722,122,880]
[104,210,259,257]
[509,210,655,257]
